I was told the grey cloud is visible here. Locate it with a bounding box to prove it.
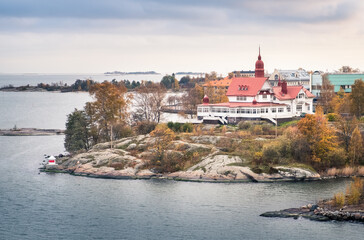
[0,0,360,33]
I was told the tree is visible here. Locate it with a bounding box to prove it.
[150,124,175,167]
[133,83,166,123]
[318,74,335,113]
[331,88,351,114]
[174,78,180,91]
[64,109,90,152]
[335,116,358,152]
[182,84,203,118]
[350,79,364,117]
[88,81,131,143]
[349,126,364,165]
[160,74,175,89]
[297,107,339,168]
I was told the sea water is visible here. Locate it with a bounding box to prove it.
[0,78,363,240]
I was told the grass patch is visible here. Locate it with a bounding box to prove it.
[278,120,299,128]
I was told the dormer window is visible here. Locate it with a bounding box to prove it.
[238,85,249,91]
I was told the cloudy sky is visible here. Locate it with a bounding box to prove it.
[0,0,363,74]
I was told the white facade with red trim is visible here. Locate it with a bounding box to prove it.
[197,50,314,124]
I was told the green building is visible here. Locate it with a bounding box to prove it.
[327,74,364,93]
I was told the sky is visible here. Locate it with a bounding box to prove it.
[0,0,363,75]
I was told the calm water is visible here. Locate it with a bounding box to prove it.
[0,79,363,239]
[0,136,363,240]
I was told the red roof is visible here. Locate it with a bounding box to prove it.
[203,77,232,87]
[272,86,315,100]
[199,102,285,108]
[226,77,268,96]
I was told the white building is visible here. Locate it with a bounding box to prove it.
[197,50,314,125]
[269,69,310,90]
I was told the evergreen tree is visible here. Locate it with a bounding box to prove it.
[64,109,90,152]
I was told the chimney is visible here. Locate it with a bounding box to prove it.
[281,81,287,94]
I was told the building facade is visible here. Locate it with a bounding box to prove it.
[197,50,314,125]
[269,68,310,90]
[327,73,364,93]
[310,71,323,97]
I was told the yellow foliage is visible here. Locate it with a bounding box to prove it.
[346,177,363,205]
[333,192,345,208]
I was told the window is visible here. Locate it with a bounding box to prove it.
[278,108,284,113]
[237,96,247,101]
[307,105,310,111]
[216,108,221,113]
[275,74,279,80]
[246,109,252,114]
[257,109,261,114]
[230,108,236,113]
[212,108,216,112]
[298,93,305,99]
[296,105,302,112]
[273,96,276,100]
[287,106,291,112]
[272,108,276,113]
[198,108,202,112]
[204,108,209,112]
[253,109,257,114]
[262,95,267,99]
[222,108,228,113]
[241,109,246,114]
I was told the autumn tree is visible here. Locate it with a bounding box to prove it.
[88,81,131,143]
[318,74,335,113]
[330,88,351,115]
[182,84,203,118]
[348,126,364,165]
[349,79,364,117]
[133,82,166,123]
[297,107,339,168]
[150,124,175,171]
[335,116,358,152]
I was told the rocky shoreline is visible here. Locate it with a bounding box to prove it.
[44,134,321,183]
[0,128,64,136]
[261,202,364,223]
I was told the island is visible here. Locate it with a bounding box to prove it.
[104,71,160,75]
[43,130,322,182]
[261,177,364,223]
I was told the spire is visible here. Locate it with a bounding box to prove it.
[258,45,261,60]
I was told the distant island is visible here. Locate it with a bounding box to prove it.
[104,71,160,75]
[175,72,205,75]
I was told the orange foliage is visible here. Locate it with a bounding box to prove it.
[297,106,339,168]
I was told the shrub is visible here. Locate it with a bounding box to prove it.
[238,121,251,130]
[252,151,263,165]
[112,124,133,140]
[333,192,345,208]
[252,125,263,135]
[262,143,279,164]
[136,121,157,135]
[346,177,363,205]
[358,166,364,176]
[327,148,347,168]
[326,113,337,122]
[173,122,182,132]
[221,125,227,134]
[167,121,174,129]
[341,166,354,176]
[327,168,338,176]
[182,123,193,133]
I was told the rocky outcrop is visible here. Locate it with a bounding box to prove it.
[52,134,321,182]
[261,204,364,223]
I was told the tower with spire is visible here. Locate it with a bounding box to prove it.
[255,46,265,78]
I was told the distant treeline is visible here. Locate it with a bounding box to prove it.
[0,79,148,92]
